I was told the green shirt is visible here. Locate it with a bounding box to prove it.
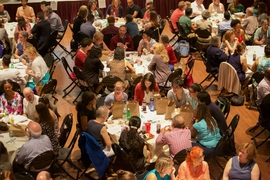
[179,15,191,36]
[227,3,244,13]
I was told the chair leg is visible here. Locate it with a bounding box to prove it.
[251,127,266,139]
[249,123,261,132]
[253,135,270,149]
[199,74,211,85]
[73,90,83,104]
[63,82,77,98]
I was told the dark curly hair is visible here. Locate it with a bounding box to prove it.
[127,116,143,153]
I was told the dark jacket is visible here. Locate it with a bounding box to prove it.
[31,20,52,50]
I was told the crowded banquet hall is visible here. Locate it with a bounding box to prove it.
[0,0,270,179]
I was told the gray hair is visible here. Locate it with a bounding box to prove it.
[210,36,220,47]
[20,31,28,39]
[96,106,109,118]
[28,124,42,137]
[114,47,125,60]
[46,6,53,14]
[261,19,269,26]
[172,114,185,128]
[246,7,253,16]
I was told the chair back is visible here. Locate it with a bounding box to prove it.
[200,51,212,73]
[251,72,264,83]
[58,113,73,147]
[159,19,166,34]
[43,53,54,68]
[28,150,55,171]
[151,28,160,42]
[260,94,270,119]
[76,32,90,45]
[174,49,181,62]
[135,170,149,180]
[206,134,229,160]
[176,21,187,38]
[14,172,35,180]
[61,57,76,80]
[102,75,123,92]
[173,148,190,165]
[103,34,115,48]
[27,37,38,48]
[39,79,57,96]
[73,66,90,88]
[215,96,231,120]
[166,16,178,34]
[227,114,240,137]
[46,31,58,50]
[133,34,142,51]
[69,24,74,34]
[195,28,211,39]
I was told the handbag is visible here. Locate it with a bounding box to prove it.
[230,94,244,106]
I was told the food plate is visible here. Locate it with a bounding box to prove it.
[143,133,154,140]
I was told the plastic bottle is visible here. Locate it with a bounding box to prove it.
[10,62,14,69]
[150,97,154,112]
[142,123,146,134]
[142,98,147,111]
[253,51,256,61]
[123,100,127,121]
[127,108,131,121]
[156,121,161,134]
[9,130,14,138]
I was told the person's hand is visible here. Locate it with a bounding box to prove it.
[21,59,27,65]
[11,123,24,131]
[170,167,176,176]
[160,127,167,134]
[143,38,149,43]
[25,68,30,74]
[234,37,238,42]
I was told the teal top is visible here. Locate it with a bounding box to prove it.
[256,57,270,74]
[189,97,198,110]
[193,118,221,148]
[143,169,170,180]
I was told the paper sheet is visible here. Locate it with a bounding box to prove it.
[50,1,58,11]
[98,0,106,9]
[107,125,121,134]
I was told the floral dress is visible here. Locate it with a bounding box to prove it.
[40,122,60,152]
[0,92,23,115]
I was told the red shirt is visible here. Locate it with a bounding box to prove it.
[166,45,177,65]
[170,8,184,30]
[134,82,160,105]
[109,34,134,51]
[74,50,87,70]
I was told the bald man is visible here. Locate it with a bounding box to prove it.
[13,121,53,173]
[156,114,192,158]
[241,7,258,41]
[257,67,270,105]
[36,171,52,180]
[23,87,40,120]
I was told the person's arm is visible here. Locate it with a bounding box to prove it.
[119,6,124,18]
[225,38,237,53]
[106,5,111,16]
[223,158,232,180]
[16,70,27,85]
[251,163,260,180]
[190,123,198,138]
[50,18,58,31]
[30,7,35,19]
[5,11,11,22]
[155,128,169,146]
[15,8,20,21]
[240,55,248,72]
[132,11,139,19]
[97,8,104,19]
[221,4,225,13]
[126,37,134,51]
[15,94,23,115]
[100,126,112,148]
[241,19,248,29]
[204,162,211,180]
[80,116,88,131]
[251,59,259,72]
[253,29,264,45]
[241,30,246,43]
[125,60,135,73]
[134,83,142,105]
[176,162,186,180]
[148,56,156,71]
[137,39,143,53]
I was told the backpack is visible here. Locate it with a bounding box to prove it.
[215,96,228,114]
[178,40,189,57]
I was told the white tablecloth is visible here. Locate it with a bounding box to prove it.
[245,45,265,65]
[0,115,31,163]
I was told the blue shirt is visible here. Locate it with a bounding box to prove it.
[193,118,221,148]
[80,21,96,39]
[218,20,232,36]
[16,42,23,56]
[126,21,139,38]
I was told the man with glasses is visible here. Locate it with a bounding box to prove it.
[22,87,40,120]
[254,19,270,45]
[104,81,128,109]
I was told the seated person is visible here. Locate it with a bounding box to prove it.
[108,47,135,83]
[14,32,28,60]
[190,104,221,157]
[179,8,197,37]
[223,142,260,180]
[0,79,23,115]
[227,0,244,13]
[88,0,104,20]
[257,2,268,25]
[141,1,153,18]
[207,36,228,73]
[80,13,96,39]
[188,83,202,110]
[12,121,53,173]
[191,0,205,16]
[44,6,64,32]
[220,30,238,54]
[177,146,210,179]
[74,38,93,70]
[0,3,10,22]
[144,157,176,180]
[104,81,128,109]
[126,0,142,19]
[36,171,52,180]
[83,45,104,94]
[0,21,9,51]
[119,116,150,170]
[125,14,139,38]
[101,16,119,35]
[93,32,111,52]
[14,16,31,43]
[143,11,159,30]
[137,30,156,54]
[110,25,134,51]
[167,77,190,108]
[134,72,159,105]
[159,35,177,70]
[16,0,35,22]
[106,0,124,17]
[257,67,270,105]
[148,43,171,85]
[156,114,192,159]
[115,170,136,180]
[253,19,270,45]
[241,7,258,42]
[196,10,212,33]
[76,92,96,132]
[251,44,270,73]
[208,0,224,13]
[197,91,227,135]
[87,106,114,157]
[218,11,232,37]
[231,19,245,43]
[228,43,249,84]
[73,5,87,40]
[0,55,26,88]
[170,1,186,30]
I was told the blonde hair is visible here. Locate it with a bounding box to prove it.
[22,42,33,50]
[222,30,234,42]
[111,0,121,7]
[155,157,174,174]
[185,1,191,8]
[116,170,136,180]
[178,1,186,9]
[78,5,88,18]
[153,43,169,63]
[238,142,257,160]
[114,81,125,88]
[93,32,104,42]
[24,46,39,56]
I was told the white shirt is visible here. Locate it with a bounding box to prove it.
[191,1,205,16]
[23,94,40,120]
[257,77,270,105]
[0,68,27,88]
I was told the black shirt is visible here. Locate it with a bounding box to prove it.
[83,57,104,84]
[126,4,142,18]
[77,106,96,131]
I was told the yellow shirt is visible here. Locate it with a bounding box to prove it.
[16,5,35,20]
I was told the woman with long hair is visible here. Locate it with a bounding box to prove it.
[88,0,104,20]
[73,5,88,38]
[35,104,59,152]
[220,29,238,54]
[106,0,124,17]
[191,104,221,157]
[13,31,28,60]
[177,146,210,180]
[74,37,93,70]
[134,72,159,105]
[93,31,111,52]
[119,116,150,170]
[14,16,31,43]
[148,43,171,84]
[76,91,96,132]
[0,79,23,115]
[144,11,159,30]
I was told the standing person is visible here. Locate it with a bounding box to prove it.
[159,35,177,70]
[14,17,31,43]
[148,43,171,85]
[191,0,205,16]
[16,0,35,22]
[170,1,186,31]
[74,38,93,70]
[88,0,104,20]
[24,46,50,93]
[125,14,139,38]
[227,0,244,13]
[177,146,210,180]
[223,142,260,180]
[0,3,10,22]
[208,0,224,14]
[134,72,159,105]
[83,45,104,94]
[143,157,176,180]
[80,14,96,39]
[106,0,124,17]
[126,0,142,19]
[76,92,96,132]
[110,25,134,51]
